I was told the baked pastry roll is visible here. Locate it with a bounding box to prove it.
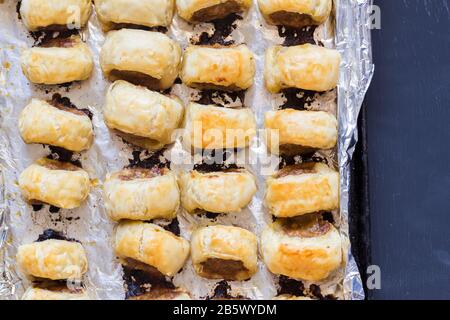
[191,225,257,281]
[20,0,92,31]
[19,98,93,152]
[258,0,332,28]
[22,287,90,300]
[100,29,182,90]
[183,103,256,150]
[261,215,343,281]
[104,80,184,150]
[265,44,341,93]
[179,169,256,214]
[94,0,175,30]
[265,163,339,217]
[19,158,91,209]
[115,221,190,277]
[181,45,255,91]
[176,0,252,23]
[21,36,94,85]
[16,239,88,280]
[265,109,337,155]
[103,167,180,221]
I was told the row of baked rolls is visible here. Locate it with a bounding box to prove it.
[100,29,255,91]
[103,167,257,220]
[20,0,332,29]
[16,237,90,300]
[116,222,258,281]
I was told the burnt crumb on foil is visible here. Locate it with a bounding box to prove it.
[193,89,246,108]
[161,218,181,237]
[277,25,317,47]
[123,266,175,299]
[127,149,170,170]
[16,0,22,20]
[47,146,82,167]
[308,284,336,300]
[31,204,44,212]
[191,13,242,46]
[277,275,305,297]
[30,29,80,47]
[193,149,242,173]
[36,229,80,243]
[107,24,167,33]
[50,93,93,119]
[206,280,248,300]
[278,153,328,170]
[278,88,319,110]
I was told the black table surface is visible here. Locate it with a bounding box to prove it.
[364,0,450,299]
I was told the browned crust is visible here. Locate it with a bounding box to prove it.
[268,11,317,29]
[278,144,316,156]
[116,167,167,181]
[48,97,89,117]
[38,159,81,171]
[190,82,244,92]
[39,36,79,48]
[201,258,248,280]
[274,162,317,179]
[279,214,332,238]
[191,1,242,23]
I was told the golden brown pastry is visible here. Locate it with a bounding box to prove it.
[19,98,93,152]
[94,0,175,30]
[104,80,184,150]
[176,0,252,23]
[265,44,341,93]
[115,221,190,277]
[261,215,343,281]
[191,225,257,281]
[100,29,182,90]
[181,45,255,91]
[179,169,256,214]
[19,158,91,209]
[258,0,332,28]
[16,239,88,280]
[265,109,337,155]
[22,287,90,300]
[183,103,256,150]
[265,163,339,217]
[21,36,94,85]
[20,0,92,31]
[103,167,180,221]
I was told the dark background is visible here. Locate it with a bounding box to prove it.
[355,0,450,299]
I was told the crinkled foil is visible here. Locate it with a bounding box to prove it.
[0,0,373,300]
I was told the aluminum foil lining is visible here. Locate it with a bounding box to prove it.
[0,0,374,300]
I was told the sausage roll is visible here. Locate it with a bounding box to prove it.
[22,287,90,300]
[103,167,180,221]
[100,29,182,90]
[104,80,184,150]
[265,162,339,217]
[16,239,88,280]
[181,45,255,91]
[21,36,94,85]
[115,221,190,277]
[265,109,337,155]
[94,0,175,30]
[265,44,341,93]
[176,0,252,23]
[191,225,257,281]
[19,158,91,209]
[261,215,343,281]
[179,169,256,214]
[19,99,93,152]
[183,103,256,150]
[258,0,332,28]
[20,0,92,31]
